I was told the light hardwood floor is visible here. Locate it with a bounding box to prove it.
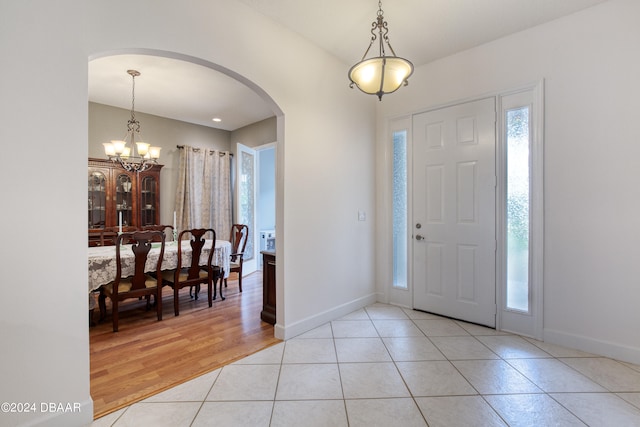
[89,271,279,419]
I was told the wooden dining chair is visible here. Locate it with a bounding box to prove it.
[103,226,139,245]
[88,229,119,247]
[98,230,165,332]
[142,224,175,242]
[89,230,103,247]
[161,228,221,316]
[224,224,249,293]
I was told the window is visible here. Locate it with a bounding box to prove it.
[506,106,530,312]
[392,130,408,289]
[499,83,543,338]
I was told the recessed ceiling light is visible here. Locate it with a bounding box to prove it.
[212,117,222,122]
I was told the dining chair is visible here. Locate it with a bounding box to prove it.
[161,228,221,316]
[98,230,165,332]
[224,224,249,293]
[89,230,103,247]
[88,229,119,247]
[142,224,175,242]
[104,226,139,245]
[101,229,119,246]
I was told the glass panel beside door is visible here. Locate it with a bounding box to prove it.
[498,83,544,340]
[392,129,408,289]
[506,106,530,312]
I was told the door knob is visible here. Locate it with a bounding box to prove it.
[415,235,425,241]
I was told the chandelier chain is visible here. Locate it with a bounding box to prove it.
[130,72,135,124]
[127,71,141,134]
[104,69,160,172]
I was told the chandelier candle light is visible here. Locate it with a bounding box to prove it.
[103,70,161,172]
[348,0,413,100]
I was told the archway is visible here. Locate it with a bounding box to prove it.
[87,49,284,417]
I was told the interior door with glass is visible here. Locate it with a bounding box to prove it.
[412,98,497,327]
[236,143,257,276]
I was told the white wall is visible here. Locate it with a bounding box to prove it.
[0,0,375,425]
[0,1,93,426]
[230,117,277,149]
[376,0,640,364]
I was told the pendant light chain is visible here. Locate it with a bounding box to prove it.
[127,70,141,135]
[103,69,161,172]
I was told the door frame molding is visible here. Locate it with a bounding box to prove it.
[235,141,277,277]
[386,116,414,308]
[383,82,544,338]
[496,80,545,340]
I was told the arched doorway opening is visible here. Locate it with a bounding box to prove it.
[87,49,284,417]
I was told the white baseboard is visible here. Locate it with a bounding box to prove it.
[544,328,640,365]
[274,293,378,340]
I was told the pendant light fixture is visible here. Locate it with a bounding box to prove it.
[348,0,413,100]
[103,70,161,172]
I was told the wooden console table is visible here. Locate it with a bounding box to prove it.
[261,251,276,324]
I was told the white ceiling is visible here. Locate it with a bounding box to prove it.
[88,55,274,132]
[88,0,607,131]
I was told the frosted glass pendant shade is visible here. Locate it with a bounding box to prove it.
[349,56,413,99]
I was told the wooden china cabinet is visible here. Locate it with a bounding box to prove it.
[88,158,163,243]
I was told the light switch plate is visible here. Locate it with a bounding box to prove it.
[358,210,366,221]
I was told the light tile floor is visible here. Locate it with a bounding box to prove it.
[92,303,640,426]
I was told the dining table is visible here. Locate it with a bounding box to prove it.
[88,239,231,310]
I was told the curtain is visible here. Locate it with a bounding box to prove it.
[174,145,232,241]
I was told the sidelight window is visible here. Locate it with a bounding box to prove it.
[392,130,408,289]
[506,106,530,312]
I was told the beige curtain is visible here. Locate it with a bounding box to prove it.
[174,146,232,240]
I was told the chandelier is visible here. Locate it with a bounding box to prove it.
[103,70,161,172]
[348,0,414,101]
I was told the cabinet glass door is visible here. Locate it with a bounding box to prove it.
[116,173,133,227]
[140,175,157,226]
[88,171,107,228]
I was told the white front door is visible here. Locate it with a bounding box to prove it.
[412,98,497,327]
